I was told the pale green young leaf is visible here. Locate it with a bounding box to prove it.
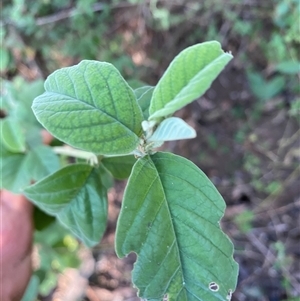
[102,155,136,179]
[24,164,108,247]
[148,117,196,142]
[149,41,233,120]
[116,152,238,301]
[1,117,26,152]
[134,86,155,119]
[32,60,144,155]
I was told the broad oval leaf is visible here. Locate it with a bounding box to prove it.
[32,60,144,155]
[102,155,136,179]
[148,117,196,142]
[24,164,108,247]
[149,41,233,121]
[116,152,238,301]
[134,86,155,120]
[1,117,26,152]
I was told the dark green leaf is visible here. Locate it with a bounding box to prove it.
[116,152,238,300]
[102,155,136,179]
[32,60,144,155]
[24,164,108,247]
[33,207,56,231]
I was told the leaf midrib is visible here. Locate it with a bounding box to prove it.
[165,53,230,107]
[56,167,95,216]
[150,53,231,119]
[149,156,187,300]
[39,91,139,137]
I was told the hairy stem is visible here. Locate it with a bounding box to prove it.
[52,146,98,165]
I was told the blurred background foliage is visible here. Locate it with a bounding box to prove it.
[1,0,299,301]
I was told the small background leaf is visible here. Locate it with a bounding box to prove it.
[1,117,26,152]
[21,275,40,301]
[0,142,31,193]
[149,41,233,120]
[275,60,300,74]
[97,164,114,190]
[247,71,285,101]
[148,117,196,142]
[1,77,45,128]
[27,145,60,180]
[116,152,238,300]
[0,141,59,193]
[24,164,108,247]
[135,86,155,119]
[32,61,143,155]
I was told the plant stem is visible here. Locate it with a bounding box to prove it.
[52,146,98,165]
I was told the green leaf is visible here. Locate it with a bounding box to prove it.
[275,60,300,74]
[33,207,56,231]
[1,117,26,152]
[0,142,60,193]
[247,71,285,101]
[116,152,238,301]
[26,145,60,180]
[263,76,286,100]
[0,143,32,193]
[1,77,44,127]
[149,41,233,120]
[102,155,136,179]
[0,47,10,72]
[24,164,108,247]
[98,164,114,189]
[148,117,196,142]
[32,60,143,155]
[14,79,45,128]
[21,275,40,301]
[135,86,155,119]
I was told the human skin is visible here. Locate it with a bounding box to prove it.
[0,190,33,301]
[0,131,53,301]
